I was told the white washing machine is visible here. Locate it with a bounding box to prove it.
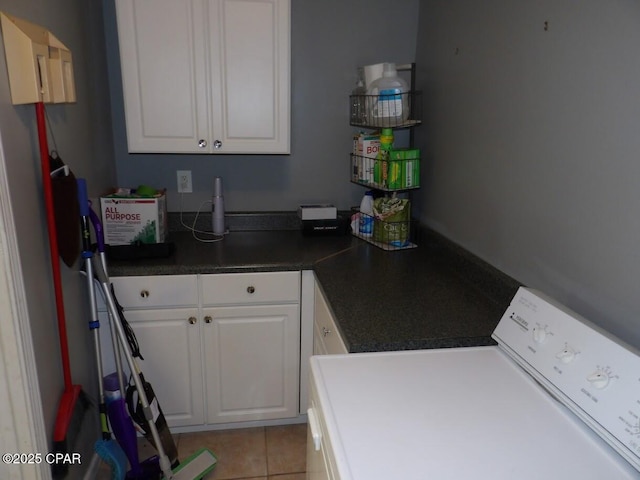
[307,287,640,479]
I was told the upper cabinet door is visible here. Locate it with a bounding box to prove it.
[115,0,290,154]
[115,0,209,153]
[208,0,290,154]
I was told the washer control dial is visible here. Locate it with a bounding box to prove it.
[532,324,550,344]
[556,345,578,364]
[587,369,610,390]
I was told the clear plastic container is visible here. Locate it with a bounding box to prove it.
[350,78,367,124]
[367,63,410,126]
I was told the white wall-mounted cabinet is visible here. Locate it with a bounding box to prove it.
[115,0,290,154]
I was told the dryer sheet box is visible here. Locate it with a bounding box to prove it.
[100,190,167,246]
[388,148,420,189]
[298,204,337,220]
[353,132,380,183]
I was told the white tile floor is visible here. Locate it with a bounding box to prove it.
[96,424,307,480]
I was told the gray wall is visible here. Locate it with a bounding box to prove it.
[415,1,640,348]
[103,0,421,212]
[0,0,115,474]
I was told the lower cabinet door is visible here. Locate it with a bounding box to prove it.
[203,304,300,424]
[125,308,204,427]
[314,282,348,355]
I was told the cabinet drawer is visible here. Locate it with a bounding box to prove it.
[110,275,198,309]
[201,271,300,306]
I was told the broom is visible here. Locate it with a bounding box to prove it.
[36,102,88,478]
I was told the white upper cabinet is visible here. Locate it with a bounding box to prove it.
[115,0,290,154]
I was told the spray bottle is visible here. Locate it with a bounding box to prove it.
[374,128,394,188]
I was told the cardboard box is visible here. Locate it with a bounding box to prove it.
[298,204,337,220]
[388,148,420,189]
[100,189,167,245]
[353,132,380,183]
[301,216,349,236]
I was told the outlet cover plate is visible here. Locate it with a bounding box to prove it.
[177,170,192,193]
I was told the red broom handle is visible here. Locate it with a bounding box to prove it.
[36,102,72,389]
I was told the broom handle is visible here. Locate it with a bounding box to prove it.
[36,102,72,389]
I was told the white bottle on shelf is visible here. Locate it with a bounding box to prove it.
[359,190,374,237]
[367,62,410,126]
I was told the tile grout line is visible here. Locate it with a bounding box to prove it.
[264,426,270,476]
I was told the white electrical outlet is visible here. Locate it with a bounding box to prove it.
[177,170,192,193]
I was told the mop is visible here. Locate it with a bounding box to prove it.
[85,199,167,479]
[92,258,217,479]
[77,178,130,479]
[87,204,178,473]
[85,204,216,479]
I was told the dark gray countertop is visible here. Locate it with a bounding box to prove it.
[106,223,521,352]
[313,232,521,352]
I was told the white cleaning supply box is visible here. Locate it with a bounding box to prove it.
[100,189,167,245]
[298,204,337,221]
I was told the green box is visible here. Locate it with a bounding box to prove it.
[388,148,420,189]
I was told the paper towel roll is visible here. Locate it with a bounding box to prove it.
[363,63,385,90]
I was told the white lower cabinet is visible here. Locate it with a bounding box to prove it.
[307,381,339,480]
[105,275,202,427]
[203,304,300,423]
[123,307,204,427]
[109,271,301,429]
[313,281,347,355]
[201,271,301,424]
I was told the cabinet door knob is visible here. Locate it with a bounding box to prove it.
[322,327,331,337]
[140,290,150,299]
[247,285,255,294]
[213,139,222,149]
[188,316,197,325]
[198,139,207,148]
[204,315,212,324]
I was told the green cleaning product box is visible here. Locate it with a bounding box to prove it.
[388,148,420,189]
[100,189,167,245]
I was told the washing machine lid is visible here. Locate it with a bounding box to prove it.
[311,346,639,480]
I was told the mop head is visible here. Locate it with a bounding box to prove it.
[95,439,128,480]
[171,448,217,480]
